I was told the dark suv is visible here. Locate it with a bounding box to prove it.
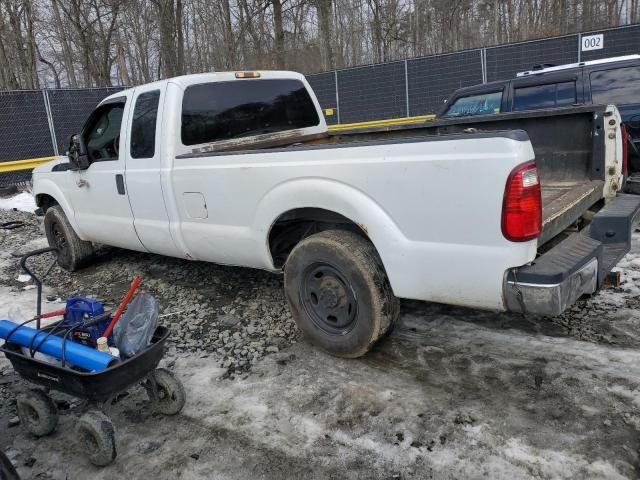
[440,55,640,171]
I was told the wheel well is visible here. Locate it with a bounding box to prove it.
[268,208,367,269]
[35,194,58,212]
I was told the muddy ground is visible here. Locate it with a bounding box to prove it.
[2,207,640,479]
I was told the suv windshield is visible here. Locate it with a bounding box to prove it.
[443,91,502,117]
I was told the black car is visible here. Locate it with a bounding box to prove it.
[440,55,640,171]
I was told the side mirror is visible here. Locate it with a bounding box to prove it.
[67,134,89,170]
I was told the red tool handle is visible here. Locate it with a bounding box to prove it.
[103,276,142,338]
[37,309,66,319]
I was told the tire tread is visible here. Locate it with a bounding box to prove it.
[44,205,94,271]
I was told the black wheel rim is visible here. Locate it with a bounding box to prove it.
[82,428,99,454]
[158,384,171,403]
[50,222,68,257]
[300,263,358,335]
[22,404,39,426]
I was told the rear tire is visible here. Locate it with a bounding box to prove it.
[284,230,399,358]
[147,368,186,416]
[44,205,94,271]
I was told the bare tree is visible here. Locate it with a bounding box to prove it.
[0,0,637,89]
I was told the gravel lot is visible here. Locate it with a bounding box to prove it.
[2,205,640,479]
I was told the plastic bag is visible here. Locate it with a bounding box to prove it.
[113,292,158,358]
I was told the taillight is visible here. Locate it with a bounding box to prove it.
[621,123,629,177]
[502,161,542,242]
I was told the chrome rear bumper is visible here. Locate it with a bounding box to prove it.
[504,258,597,315]
[504,193,640,316]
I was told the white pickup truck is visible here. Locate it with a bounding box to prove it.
[32,71,640,358]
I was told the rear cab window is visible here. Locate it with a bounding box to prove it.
[442,91,502,117]
[513,81,577,111]
[181,79,320,146]
[590,66,640,105]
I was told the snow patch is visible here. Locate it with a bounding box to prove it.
[0,286,64,324]
[502,438,627,480]
[607,384,640,406]
[0,192,36,213]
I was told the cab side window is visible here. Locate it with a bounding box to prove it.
[443,91,502,117]
[513,81,576,111]
[590,66,640,105]
[131,90,160,158]
[85,103,124,163]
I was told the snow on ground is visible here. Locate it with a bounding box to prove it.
[1,209,640,479]
[0,192,36,213]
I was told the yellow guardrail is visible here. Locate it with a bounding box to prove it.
[328,114,435,132]
[0,115,436,174]
[0,156,55,174]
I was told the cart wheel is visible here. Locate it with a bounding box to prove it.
[16,390,58,437]
[148,368,185,416]
[76,411,116,467]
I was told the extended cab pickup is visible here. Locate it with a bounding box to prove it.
[32,71,640,358]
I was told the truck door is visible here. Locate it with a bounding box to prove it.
[123,85,176,256]
[68,97,146,251]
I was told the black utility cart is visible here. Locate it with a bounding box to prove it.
[1,248,185,467]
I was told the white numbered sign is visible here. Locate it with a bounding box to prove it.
[582,34,604,52]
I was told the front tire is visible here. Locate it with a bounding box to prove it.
[16,389,58,437]
[284,230,399,358]
[76,411,116,467]
[44,205,94,271]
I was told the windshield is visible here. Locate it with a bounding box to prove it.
[443,91,502,117]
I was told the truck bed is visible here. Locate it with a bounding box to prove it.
[316,105,611,246]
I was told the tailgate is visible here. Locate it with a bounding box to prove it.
[540,180,604,244]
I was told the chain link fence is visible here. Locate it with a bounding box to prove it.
[0,87,122,188]
[1,23,640,187]
[307,23,640,124]
[47,87,124,155]
[0,90,53,163]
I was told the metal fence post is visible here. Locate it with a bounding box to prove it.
[577,32,582,63]
[481,48,487,84]
[42,89,59,156]
[334,70,341,124]
[404,59,410,117]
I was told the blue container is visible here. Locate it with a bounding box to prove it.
[64,297,111,347]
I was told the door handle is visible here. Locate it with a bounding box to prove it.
[115,174,125,195]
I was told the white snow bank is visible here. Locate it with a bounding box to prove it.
[0,192,37,213]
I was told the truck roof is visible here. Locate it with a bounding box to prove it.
[98,70,308,105]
